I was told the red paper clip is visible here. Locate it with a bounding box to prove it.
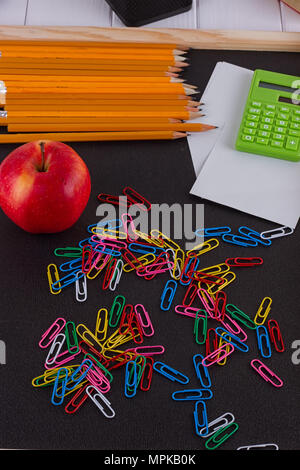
[140,357,154,391]
[182,282,198,307]
[102,258,118,290]
[213,291,227,321]
[65,384,89,414]
[123,186,151,212]
[268,319,285,352]
[225,257,263,267]
[97,193,129,207]
[205,328,219,356]
[119,304,134,335]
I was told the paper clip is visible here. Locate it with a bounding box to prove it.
[172,389,213,401]
[221,314,247,341]
[238,226,272,246]
[250,359,283,387]
[76,324,104,351]
[194,400,209,436]
[75,271,87,302]
[65,321,80,354]
[197,288,215,317]
[205,328,219,356]
[225,304,257,330]
[205,422,239,450]
[180,254,199,286]
[187,238,219,258]
[202,343,235,367]
[123,253,156,273]
[160,280,178,311]
[237,443,279,450]
[39,318,66,348]
[193,354,211,389]
[47,263,61,295]
[213,291,227,321]
[127,345,165,357]
[134,304,154,337]
[198,412,235,438]
[54,247,83,258]
[207,271,236,295]
[215,327,249,352]
[153,361,189,384]
[225,257,263,267]
[86,385,115,418]
[182,282,198,307]
[50,345,81,369]
[84,353,113,383]
[175,304,202,319]
[45,333,66,368]
[123,186,151,212]
[65,384,89,414]
[86,365,111,393]
[128,242,163,256]
[51,368,69,406]
[194,310,208,345]
[124,360,138,398]
[254,297,272,325]
[216,333,232,366]
[97,193,128,208]
[109,259,124,291]
[222,234,258,247]
[66,359,93,391]
[198,263,230,277]
[52,270,84,292]
[128,310,144,345]
[109,295,126,328]
[256,325,272,358]
[268,319,285,353]
[140,357,154,391]
[261,226,293,240]
[95,308,109,342]
[195,226,231,237]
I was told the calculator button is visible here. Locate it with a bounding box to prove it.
[279,106,290,113]
[274,126,286,134]
[242,134,255,142]
[292,115,300,123]
[247,114,260,121]
[260,123,272,131]
[244,127,256,135]
[289,129,300,137]
[294,110,300,116]
[263,110,275,118]
[245,120,258,129]
[266,104,276,110]
[251,101,262,108]
[258,130,270,138]
[273,133,284,141]
[271,140,283,148]
[276,119,288,127]
[249,107,261,114]
[285,136,299,151]
[261,117,273,124]
[277,113,289,120]
[291,123,300,130]
[256,137,268,145]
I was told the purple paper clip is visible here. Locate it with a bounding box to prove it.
[39,317,66,349]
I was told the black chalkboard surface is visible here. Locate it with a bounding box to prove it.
[0,50,299,450]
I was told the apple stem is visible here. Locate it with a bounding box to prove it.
[39,141,46,172]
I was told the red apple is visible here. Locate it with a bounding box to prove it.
[0,140,91,233]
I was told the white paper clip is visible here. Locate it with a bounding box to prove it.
[75,272,87,302]
[237,443,279,450]
[260,226,294,240]
[86,385,115,418]
[199,412,235,438]
[45,333,66,368]
[109,259,124,291]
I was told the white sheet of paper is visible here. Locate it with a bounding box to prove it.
[190,62,300,229]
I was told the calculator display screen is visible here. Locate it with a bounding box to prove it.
[259,81,299,94]
[278,96,300,106]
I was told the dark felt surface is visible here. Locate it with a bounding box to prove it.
[0,50,299,450]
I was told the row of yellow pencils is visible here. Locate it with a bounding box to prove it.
[0,41,216,143]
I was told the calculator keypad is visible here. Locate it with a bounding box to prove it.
[240,102,300,156]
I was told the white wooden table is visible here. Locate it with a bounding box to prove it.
[0,0,299,32]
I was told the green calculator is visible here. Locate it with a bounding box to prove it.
[236,69,300,162]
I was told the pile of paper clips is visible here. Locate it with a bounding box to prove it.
[41,186,291,449]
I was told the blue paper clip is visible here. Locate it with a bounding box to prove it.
[195,226,232,237]
[215,327,249,353]
[52,270,84,292]
[66,359,94,391]
[193,354,211,388]
[256,325,272,358]
[160,280,178,311]
[153,361,189,384]
[88,219,122,233]
[128,242,163,256]
[238,226,272,246]
[78,237,93,248]
[125,360,138,398]
[51,368,69,406]
[222,234,258,247]
[172,389,213,401]
[194,400,209,436]
[59,257,83,273]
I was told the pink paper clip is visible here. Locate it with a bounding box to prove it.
[86,366,111,393]
[250,359,283,388]
[122,213,138,242]
[197,288,215,317]
[134,304,154,337]
[126,345,165,357]
[221,314,248,342]
[39,317,66,349]
[175,304,204,319]
[202,343,235,367]
[45,345,81,370]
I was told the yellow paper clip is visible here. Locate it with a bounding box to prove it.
[123,253,156,272]
[208,271,236,295]
[101,347,128,361]
[150,229,180,252]
[172,248,185,280]
[95,308,109,342]
[47,263,61,295]
[187,238,219,257]
[91,226,127,239]
[102,329,133,351]
[254,297,272,326]
[134,229,164,248]
[216,334,231,366]
[76,323,104,351]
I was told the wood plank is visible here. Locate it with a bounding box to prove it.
[112,0,197,29]
[26,0,112,26]
[0,0,28,25]
[280,1,300,31]
[198,0,282,31]
[0,26,299,52]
